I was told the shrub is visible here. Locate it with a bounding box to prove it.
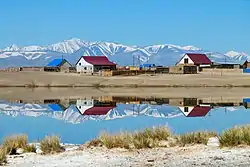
[176,131,217,146]
[99,132,132,149]
[93,126,171,149]
[219,125,250,147]
[2,134,28,154]
[40,136,65,154]
[0,148,7,165]
[24,144,36,153]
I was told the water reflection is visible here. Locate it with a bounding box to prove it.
[1,96,250,144]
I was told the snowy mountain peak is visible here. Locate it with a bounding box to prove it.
[226,51,250,61]
[4,44,20,51]
[182,45,202,51]
[47,38,90,54]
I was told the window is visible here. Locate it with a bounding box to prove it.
[79,106,81,109]
[79,63,81,66]
[184,107,189,112]
[184,58,189,64]
[84,67,87,70]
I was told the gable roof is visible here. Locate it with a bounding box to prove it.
[47,59,70,67]
[186,53,211,65]
[77,56,116,66]
[187,106,211,117]
[80,106,115,115]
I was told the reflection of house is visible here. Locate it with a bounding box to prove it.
[76,99,116,115]
[76,56,116,74]
[243,98,250,109]
[45,59,72,72]
[176,53,212,67]
[168,98,198,107]
[180,106,212,117]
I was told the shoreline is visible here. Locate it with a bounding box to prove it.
[5,144,250,167]
[1,71,250,88]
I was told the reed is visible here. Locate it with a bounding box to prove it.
[219,125,250,147]
[176,131,217,146]
[40,136,65,154]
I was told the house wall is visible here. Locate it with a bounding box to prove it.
[177,54,194,65]
[76,57,94,73]
[179,107,194,116]
[76,99,94,114]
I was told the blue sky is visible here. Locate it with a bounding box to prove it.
[0,0,249,54]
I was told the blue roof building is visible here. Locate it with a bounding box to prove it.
[47,59,72,67]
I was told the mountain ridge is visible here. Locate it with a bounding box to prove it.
[0,38,249,68]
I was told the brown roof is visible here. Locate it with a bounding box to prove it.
[186,53,211,65]
[187,106,211,117]
[79,56,116,66]
[81,106,115,115]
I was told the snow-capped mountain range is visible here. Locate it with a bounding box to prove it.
[0,102,182,124]
[0,38,249,68]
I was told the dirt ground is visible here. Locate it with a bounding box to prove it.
[6,145,250,167]
[0,71,250,87]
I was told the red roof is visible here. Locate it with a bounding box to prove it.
[82,56,116,66]
[83,106,115,115]
[187,106,211,117]
[186,53,211,65]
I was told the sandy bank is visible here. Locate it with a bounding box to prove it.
[1,87,250,102]
[1,71,250,87]
[5,145,250,167]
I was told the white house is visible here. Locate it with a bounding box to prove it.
[176,53,212,67]
[179,106,211,117]
[76,56,116,73]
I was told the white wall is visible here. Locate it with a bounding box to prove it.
[76,99,94,114]
[179,106,194,116]
[76,57,94,73]
[177,54,194,65]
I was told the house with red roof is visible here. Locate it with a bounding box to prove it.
[176,53,212,67]
[76,99,116,115]
[76,56,116,73]
[179,106,212,117]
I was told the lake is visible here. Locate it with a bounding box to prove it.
[1,94,250,144]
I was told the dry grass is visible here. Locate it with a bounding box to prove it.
[24,144,36,153]
[2,134,29,154]
[91,126,172,149]
[219,125,250,147]
[99,132,132,149]
[0,148,7,165]
[40,136,65,154]
[176,131,217,146]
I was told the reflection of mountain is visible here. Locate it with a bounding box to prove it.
[1,96,249,123]
[0,101,183,124]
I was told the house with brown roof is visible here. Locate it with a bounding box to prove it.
[180,106,212,117]
[75,99,116,115]
[76,56,116,74]
[176,53,212,67]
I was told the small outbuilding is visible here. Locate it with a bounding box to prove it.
[45,58,72,72]
[242,60,250,69]
[169,65,197,74]
[76,56,116,74]
[176,53,212,67]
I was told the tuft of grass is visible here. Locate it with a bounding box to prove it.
[24,144,36,153]
[0,148,7,165]
[90,126,171,149]
[99,132,132,149]
[40,136,65,154]
[176,131,217,146]
[2,134,29,155]
[219,125,250,147]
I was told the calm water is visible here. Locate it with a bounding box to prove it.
[0,96,250,144]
